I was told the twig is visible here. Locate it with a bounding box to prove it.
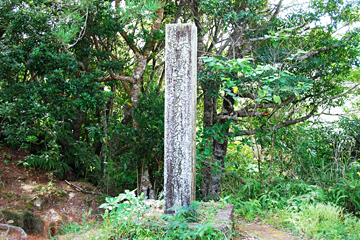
[0,223,27,239]
[65,180,106,196]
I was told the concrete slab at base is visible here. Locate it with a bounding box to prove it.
[214,203,234,235]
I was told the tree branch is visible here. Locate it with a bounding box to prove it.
[65,180,106,196]
[241,22,308,46]
[115,144,132,156]
[270,0,284,21]
[296,35,354,62]
[218,115,247,122]
[99,73,133,84]
[320,82,360,103]
[296,46,331,61]
[274,104,319,129]
[120,31,142,57]
[142,0,165,57]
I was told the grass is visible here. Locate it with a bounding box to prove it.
[282,203,360,239]
[57,209,98,239]
[226,178,360,240]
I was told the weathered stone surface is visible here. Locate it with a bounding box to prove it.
[34,196,48,211]
[164,23,197,214]
[1,209,45,235]
[1,207,63,238]
[213,203,234,235]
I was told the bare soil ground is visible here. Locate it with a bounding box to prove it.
[234,219,304,239]
[0,146,103,239]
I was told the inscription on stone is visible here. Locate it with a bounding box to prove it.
[164,23,197,214]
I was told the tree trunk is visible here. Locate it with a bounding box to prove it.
[71,111,84,141]
[129,12,164,198]
[200,21,244,199]
[201,91,217,199]
[201,93,234,200]
[140,168,155,199]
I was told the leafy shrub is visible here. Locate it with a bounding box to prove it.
[98,89,165,195]
[325,179,360,215]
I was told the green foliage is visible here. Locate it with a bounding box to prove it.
[200,56,313,115]
[96,88,164,194]
[0,0,113,181]
[196,121,232,195]
[118,0,165,22]
[169,201,201,223]
[95,191,226,239]
[200,0,267,29]
[1,0,360,239]
[197,0,360,203]
[132,89,165,160]
[58,221,82,236]
[99,189,148,214]
[272,117,360,188]
[14,121,102,179]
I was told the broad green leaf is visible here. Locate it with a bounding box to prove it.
[273,95,281,104]
[258,90,266,98]
[226,80,235,88]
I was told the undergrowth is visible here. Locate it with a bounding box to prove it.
[225,178,360,239]
[58,190,229,240]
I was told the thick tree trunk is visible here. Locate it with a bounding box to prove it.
[201,91,217,199]
[129,2,165,198]
[200,20,244,199]
[201,93,234,200]
[192,1,220,199]
[110,0,164,199]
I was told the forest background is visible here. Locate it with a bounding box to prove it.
[1,0,360,238]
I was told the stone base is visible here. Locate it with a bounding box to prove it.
[214,203,234,235]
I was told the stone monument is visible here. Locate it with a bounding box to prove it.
[164,23,197,214]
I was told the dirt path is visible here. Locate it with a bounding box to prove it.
[234,219,304,240]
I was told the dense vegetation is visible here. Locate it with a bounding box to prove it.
[1,0,360,238]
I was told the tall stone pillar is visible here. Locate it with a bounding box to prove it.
[164,23,197,214]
